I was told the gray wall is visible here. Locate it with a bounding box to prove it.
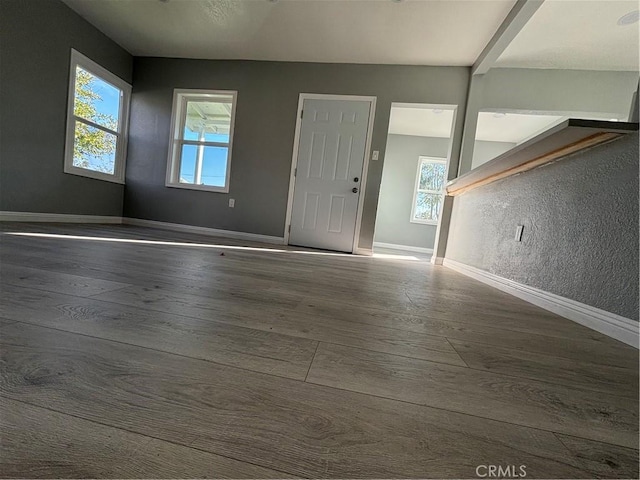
[459,69,639,174]
[374,134,450,249]
[0,0,133,216]
[124,58,469,249]
[471,140,517,169]
[446,132,639,321]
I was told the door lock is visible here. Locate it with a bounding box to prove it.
[352,187,359,193]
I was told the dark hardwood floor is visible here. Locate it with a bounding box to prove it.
[0,223,638,478]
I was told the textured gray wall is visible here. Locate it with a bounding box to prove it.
[446,132,639,321]
[374,135,450,249]
[124,58,469,248]
[0,0,133,216]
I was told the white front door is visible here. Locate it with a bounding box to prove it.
[289,98,372,252]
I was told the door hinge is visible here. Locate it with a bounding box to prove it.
[294,167,297,177]
[288,225,291,233]
[300,109,304,119]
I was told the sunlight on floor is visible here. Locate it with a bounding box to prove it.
[3,232,421,261]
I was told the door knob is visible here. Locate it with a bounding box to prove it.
[352,187,359,193]
[353,177,359,182]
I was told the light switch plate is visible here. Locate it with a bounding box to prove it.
[372,150,379,161]
[229,198,235,208]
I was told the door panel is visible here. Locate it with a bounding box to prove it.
[290,98,371,252]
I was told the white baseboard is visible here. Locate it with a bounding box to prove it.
[373,242,433,254]
[354,247,373,256]
[122,217,285,245]
[0,211,123,224]
[431,256,444,265]
[443,258,639,348]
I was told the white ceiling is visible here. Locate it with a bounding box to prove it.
[388,105,455,138]
[496,0,640,71]
[475,112,566,143]
[61,0,516,65]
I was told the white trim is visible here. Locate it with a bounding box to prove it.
[64,49,131,184]
[0,212,285,245]
[0,211,123,224]
[352,96,377,254]
[353,247,373,256]
[122,218,285,245]
[430,256,445,265]
[165,89,237,194]
[373,242,433,254]
[284,93,377,253]
[443,258,639,348]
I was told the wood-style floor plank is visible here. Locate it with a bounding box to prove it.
[295,292,606,341]
[0,322,617,479]
[554,434,640,479]
[0,284,318,380]
[89,284,466,366]
[0,263,131,297]
[306,342,639,449]
[1,223,638,478]
[448,338,638,396]
[0,397,289,479]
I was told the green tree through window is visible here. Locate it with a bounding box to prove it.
[412,157,446,223]
[72,68,119,173]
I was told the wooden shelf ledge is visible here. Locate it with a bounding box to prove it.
[447,119,639,196]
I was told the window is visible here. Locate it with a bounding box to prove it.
[411,156,447,224]
[166,89,237,193]
[64,49,131,183]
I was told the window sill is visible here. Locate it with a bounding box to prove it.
[64,167,125,184]
[410,219,438,226]
[165,182,229,194]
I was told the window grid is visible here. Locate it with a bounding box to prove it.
[63,49,131,184]
[166,90,237,193]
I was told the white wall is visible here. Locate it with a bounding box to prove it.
[471,140,517,170]
[374,134,450,250]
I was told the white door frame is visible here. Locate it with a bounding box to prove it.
[283,93,377,253]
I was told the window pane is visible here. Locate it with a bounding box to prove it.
[419,161,446,191]
[414,192,443,222]
[73,120,117,174]
[183,98,232,143]
[179,144,197,184]
[201,146,229,186]
[74,66,121,131]
[179,144,228,187]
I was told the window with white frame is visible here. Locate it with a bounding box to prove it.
[64,49,131,183]
[166,90,237,192]
[411,156,447,224]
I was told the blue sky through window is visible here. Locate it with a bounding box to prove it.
[179,145,228,187]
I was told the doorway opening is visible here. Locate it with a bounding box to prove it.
[373,103,457,260]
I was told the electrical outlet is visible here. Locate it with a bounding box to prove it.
[372,150,379,161]
[229,198,235,208]
[515,225,524,242]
